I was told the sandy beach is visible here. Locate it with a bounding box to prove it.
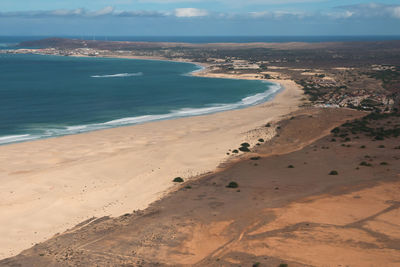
[0,66,303,259]
[4,107,400,267]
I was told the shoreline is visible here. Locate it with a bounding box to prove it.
[0,52,279,146]
[0,53,304,259]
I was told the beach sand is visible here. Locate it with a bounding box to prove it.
[4,107,399,267]
[0,74,303,258]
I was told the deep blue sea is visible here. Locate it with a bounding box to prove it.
[0,53,280,145]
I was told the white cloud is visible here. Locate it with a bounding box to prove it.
[174,8,208,17]
[336,3,400,20]
[249,10,306,19]
[49,8,85,16]
[393,7,400,19]
[92,6,115,16]
[1,3,400,21]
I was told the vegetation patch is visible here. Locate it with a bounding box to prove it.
[337,112,400,141]
[329,170,338,175]
[360,161,372,167]
[239,146,251,152]
[173,177,184,183]
[226,181,239,188]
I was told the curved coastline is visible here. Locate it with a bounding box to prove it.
[0,53,304,259]
[0,55,282,145]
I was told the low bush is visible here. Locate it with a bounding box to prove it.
[360,161,372,167]
[329,170,338,175]
[226,181,239,188]
[288,165,294,168]
[331,127,340,134]
[258,138,265,142]
[239,146,250,152]
[173,177,184,183]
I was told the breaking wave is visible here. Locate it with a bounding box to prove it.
[91,72,143,78]
[0,83,281,145]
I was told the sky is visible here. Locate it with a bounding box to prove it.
[1,0,400,36]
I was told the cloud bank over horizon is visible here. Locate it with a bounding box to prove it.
[0,1,399,36]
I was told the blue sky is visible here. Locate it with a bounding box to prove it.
[1,0,400,36]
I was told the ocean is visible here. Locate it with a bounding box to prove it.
[0,53,280,145]
[2,35,398,145]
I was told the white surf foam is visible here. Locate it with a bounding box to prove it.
[1,82,282,145]
[91,72,143,78]
[0,134,39,145]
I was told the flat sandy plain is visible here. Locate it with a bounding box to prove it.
[3,106,400,266]
[0,69,303,259]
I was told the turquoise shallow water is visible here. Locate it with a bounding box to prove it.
[0,53,281,145]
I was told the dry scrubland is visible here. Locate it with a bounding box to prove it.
[1,39,400,266]
[2,108,400,266]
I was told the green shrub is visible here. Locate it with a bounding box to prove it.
[288,165,294,168]
[226,181,239,188]
[253,263,260,267]
[239,146,250,152]
[250,156,261,160]
[265,123,271,127]
[173,177,184,183]
[360,161,372,167]
[329,170,338,175]
[331,127,340,134]
[279,264,288,267]
[258,138,265,142]
[360,145,366,148]
[232,149,239,153]
[241,142,250,147]
[378,145,385,148]
[380,162,388,165]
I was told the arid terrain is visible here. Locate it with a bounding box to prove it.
[2,108,400,266]
[1,39,400,266]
